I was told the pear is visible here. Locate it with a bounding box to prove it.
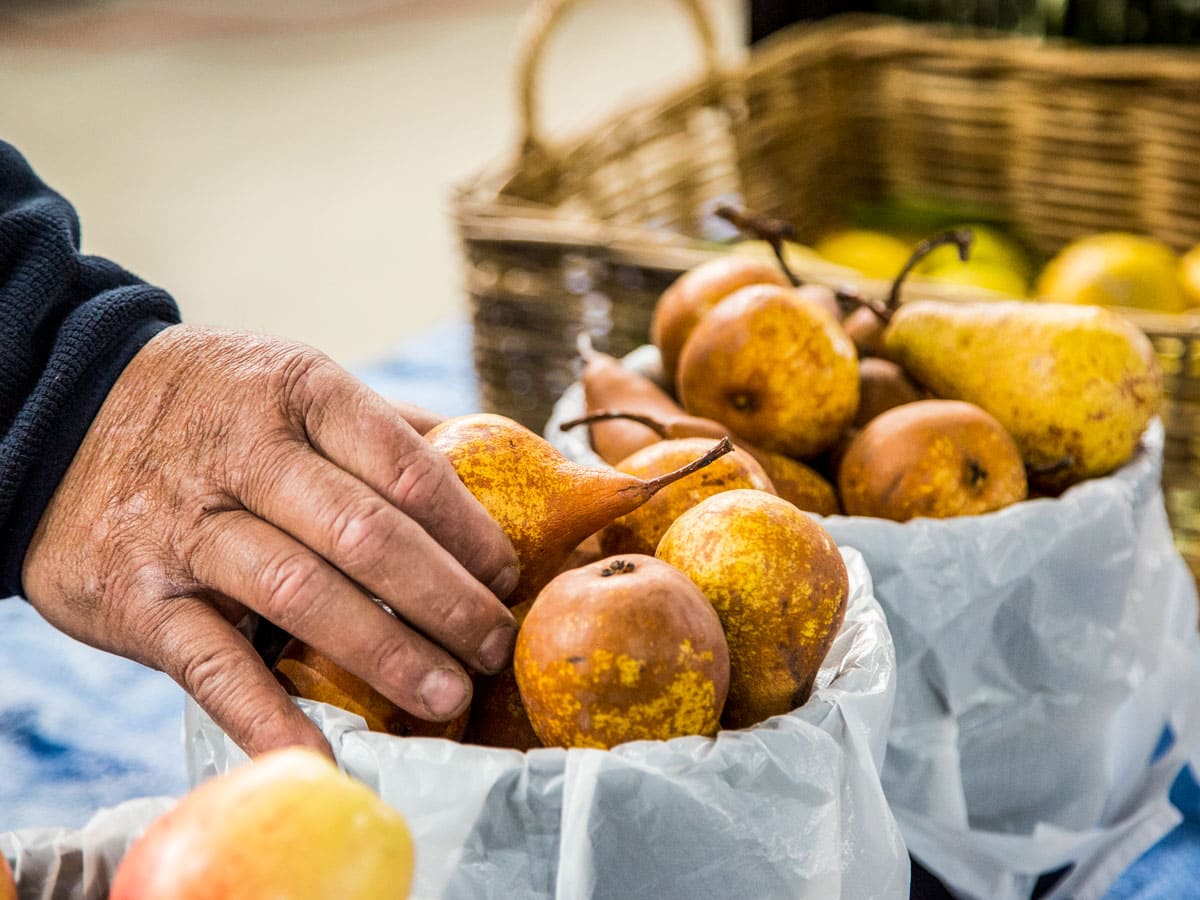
[657,490,849,729]
[839,400,1027,521]
[651,254,790,386]
[676,283,859,458]
[273,639,469,740]
[882,300,1162,490]
[110,748,414,900]
[854,357,924,427]
[562,410,840,516]
[0,853,12,900]
[514,555,730,749]
[599,437,776,557]
[425,413,732,604]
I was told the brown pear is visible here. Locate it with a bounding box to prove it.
[651,255,790,386]
[838,399,1027,521]
[599,437,776,557]
[464,600,542,750]
[794,283,844,322]
[564,409,840,516]
[843,306,887,357]
[657,490,849,729]
[854,357,924,427]
[515,555,730,749]
[273,639,469,740]
[425,413,732,605]
[676,284,860,458]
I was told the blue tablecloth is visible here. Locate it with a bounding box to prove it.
[2,318,1197,897]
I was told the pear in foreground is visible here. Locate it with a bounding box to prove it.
[883,300,1161,490]
[110,747,413,900]
[515,555,729,749]
[657,490,848,729]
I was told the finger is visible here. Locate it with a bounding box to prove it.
[292,363,519,598]
[234,445,517,673]
[189,509,475,721]
[148,595,332,758]
[385,399,443,435]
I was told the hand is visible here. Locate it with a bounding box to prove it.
[21,325,520,756]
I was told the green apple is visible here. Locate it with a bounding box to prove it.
[109,747,413,900]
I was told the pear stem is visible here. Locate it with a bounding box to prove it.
[886,228,975,311]
[639,436,734,496]
[559,410,671,439]
[714,203,802,288]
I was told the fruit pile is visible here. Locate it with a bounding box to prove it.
[273,411,852,753]
[805,220,1200,312]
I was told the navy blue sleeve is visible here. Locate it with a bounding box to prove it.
[0,141,181,597]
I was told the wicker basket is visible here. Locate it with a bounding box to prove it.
[452,2,1200,580]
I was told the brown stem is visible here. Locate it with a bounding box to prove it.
[640,436,734,495]
[887,228,974,311]
[714,203,802,288]
[559,410,671,438]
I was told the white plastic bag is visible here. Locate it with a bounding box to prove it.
[548,346,1200,900]
[0,797,173,900]
[185,549,908,900]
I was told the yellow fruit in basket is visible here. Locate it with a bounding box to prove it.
[882,299,1162,492]
[656,490,849,729]
[918,223,1032,280]
[1035,232,1187,312]
[676,284,859,459]
[731,238,821,270]
[815,228,912,280]
[838,400,1027,521]
[1179,243,1200,308]
[0,852,13,900]
[920,260,1030,298]
[109,747,414,900]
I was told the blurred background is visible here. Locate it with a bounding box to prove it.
[0,0,746,367]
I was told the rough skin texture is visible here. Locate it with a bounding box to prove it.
[677,285,860,459]
[883,301,1162,490]
[514,555,729,749]
[656,490,848,730]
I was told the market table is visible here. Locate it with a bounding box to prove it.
[1,318,1196,898]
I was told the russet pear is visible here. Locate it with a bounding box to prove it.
[854,356,924,427]
[425,413,731,604]
[882,300,1162,490]
[838,399,1027,520]
[676,284,859,458]
[0,853,13,900]
[515,555,730,749]
[599,437,776,557]
[656,490,848,729]
[651,254,790,386]
[465,599,542,750]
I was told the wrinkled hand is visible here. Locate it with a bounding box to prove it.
[21,325,520,756]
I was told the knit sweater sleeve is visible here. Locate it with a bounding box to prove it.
[0,141,181,597]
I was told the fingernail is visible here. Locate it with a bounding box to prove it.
[478,623,517,673]
[488,563,520,600]
[419,668,469,719]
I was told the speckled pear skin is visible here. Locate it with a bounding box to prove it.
[656,490,848,730]
[882,300,1162,491]
[426,414,725,606]
[514,555,730,749]
[600,439,776,557]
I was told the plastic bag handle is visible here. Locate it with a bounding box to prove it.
[514,0,722,159]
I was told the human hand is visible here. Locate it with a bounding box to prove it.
[21,325,520,756]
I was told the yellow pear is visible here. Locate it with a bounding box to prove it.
[1036,232,1186,313]
[657,490,848,729]
[815,229,912,279]
[1179,242,1200,307]
[426,414,732,604]
[882,300,1162,490]
[110,748,413,900]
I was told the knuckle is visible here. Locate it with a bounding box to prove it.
[329,497,393,568]
[178,641,246,702]
[257,550,324,628]
[387,448,452,512]
[373,635,420,685]
[440,592,485,643]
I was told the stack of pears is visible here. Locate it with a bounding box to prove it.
[577,222,1162,524]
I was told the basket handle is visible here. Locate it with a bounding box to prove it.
[514,0,722,157]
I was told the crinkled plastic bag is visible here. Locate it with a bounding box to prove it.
[0,797,173,900]
[548,346,1200,900]
[184,549,908,900]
